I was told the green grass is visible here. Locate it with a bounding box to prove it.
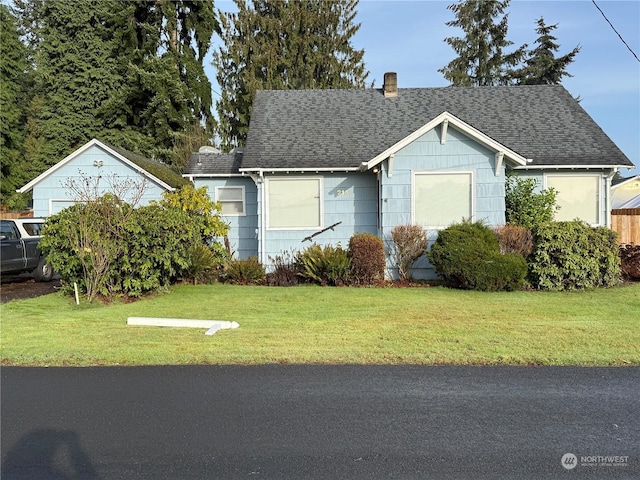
[1,282,639,366]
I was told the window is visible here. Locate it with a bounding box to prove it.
[546,174,601,225]
[413,172,473,228]
[267,177,322,229]
[216,186,245,216]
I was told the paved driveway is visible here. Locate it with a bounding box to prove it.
[2,366,638,479]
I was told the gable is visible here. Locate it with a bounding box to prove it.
[18,139,187,194]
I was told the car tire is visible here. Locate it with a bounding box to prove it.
[33,256,54,282]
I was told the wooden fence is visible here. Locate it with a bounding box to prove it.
[0,207,34,219]
[612,208,640,245]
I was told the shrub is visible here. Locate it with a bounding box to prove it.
[266,251,300,286]
[184,244,224,285]
[389,225,428,281]
[296,243,350,286]
[528,221,621,290]
[427,220,527,291]
[495,224,534,258]
[224,257,265,285]
[348,233,385,285]
[505,174,558,228]
[619,244,640,279]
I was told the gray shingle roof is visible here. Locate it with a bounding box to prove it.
[239,85,633,170]
[185,151,244,175]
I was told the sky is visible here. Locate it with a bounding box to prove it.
[210,0,640,177]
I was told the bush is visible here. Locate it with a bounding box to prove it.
[528,221,621,290]
[348,233,385,285]
[266,251,300,287]
[223,257,265,285]
[184,244,225,285]
[40,199,203,300]
[505,174,558,228]
[619,244,640,279]
[389,225,428,281]
[495,224,533,258]
[296,243,350,286]
[427,220,527,291]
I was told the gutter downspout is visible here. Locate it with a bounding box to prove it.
[605,168,617,228]
[247,171,266,264]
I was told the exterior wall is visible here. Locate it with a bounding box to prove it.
[380,127,506,279]
[260,172,378,266]
[192,177,258,260]
[31,145,168,217]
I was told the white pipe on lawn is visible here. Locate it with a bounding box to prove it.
[127,317,240,335]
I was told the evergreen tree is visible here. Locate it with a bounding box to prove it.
[0,4,31,208]
[12,0,216,172]
[104,0,217,164]
[214,0,369,150]
[514,17,580,85]
[439,0,526,87]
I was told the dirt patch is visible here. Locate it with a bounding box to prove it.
[0,275,62,303]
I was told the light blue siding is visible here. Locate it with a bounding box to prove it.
[192,177,258,260]
[380,127,506,279]
[32,145,169,217]
[261,173,378,265]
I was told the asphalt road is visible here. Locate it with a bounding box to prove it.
[1,366,638,479]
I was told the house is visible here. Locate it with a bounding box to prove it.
[611,175,640,209]
[18,138,189,217]
[185,73,635,278]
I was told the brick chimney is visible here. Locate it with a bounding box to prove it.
[383,72,398,98]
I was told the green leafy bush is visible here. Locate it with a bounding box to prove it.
[389,225,428,281]
[348,233,385,285]
[184,244,224,285]
[505,174,558,228]
[224,257,265,285]
[39,192,222,301]
[427,221,527,291]
[528,221,621,290]
[296,243,350,286]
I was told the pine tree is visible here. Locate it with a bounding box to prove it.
[515,17,580,85]
[214,0,369,150]
[439,0,526,87]
[0,4,32,208]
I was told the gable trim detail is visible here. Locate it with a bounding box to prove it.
[17,138,174,194]
[360,111,529,172]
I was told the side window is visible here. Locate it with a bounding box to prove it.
[22,222,44,236]
[546,174,601,225]
[0,222,18,240]
[216,186,246,216]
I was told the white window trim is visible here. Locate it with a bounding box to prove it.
[544,172,603,226]
[49,199,80,215]
[266,176,324,230]
[215,185,246,217]
[411,170,475,229]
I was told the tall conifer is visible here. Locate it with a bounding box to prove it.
[214,0,369,150]
[439,0,526,87]
[515,17,580,85]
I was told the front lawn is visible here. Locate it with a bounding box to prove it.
[1,283,639,366]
